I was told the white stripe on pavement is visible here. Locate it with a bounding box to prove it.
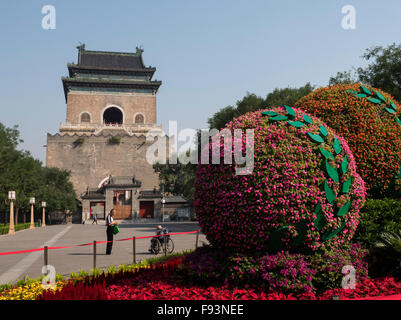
[0,225,73,285]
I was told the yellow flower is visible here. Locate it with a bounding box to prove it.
[0,281,65,300]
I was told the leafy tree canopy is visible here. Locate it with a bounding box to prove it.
[329,43,401,101]
[207,83,314,129]
[0,122,77,215]
[153,151,196,204]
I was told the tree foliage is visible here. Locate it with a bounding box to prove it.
[0,122,77,218]
[329,43,401,101]
[153,152,196,204]
[207,84,314,129]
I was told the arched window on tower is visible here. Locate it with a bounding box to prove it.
[134,114,145,124]
[103,107,123,125]
[80,112,91,123]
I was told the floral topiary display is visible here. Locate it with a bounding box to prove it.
[194,106,366,253]
[295,83,401,198]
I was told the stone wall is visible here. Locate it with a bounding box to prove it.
[66,91,157,125]
[46,133,161,198]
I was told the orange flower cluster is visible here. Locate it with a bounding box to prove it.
[295,83,401,198]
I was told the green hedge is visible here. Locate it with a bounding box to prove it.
[354,199,401,248]
[0,223,38,235]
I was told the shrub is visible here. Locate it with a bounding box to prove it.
[354,198,401,248]
[259,251,315,294]
[194,106,366,254]
[73,137,84,147]
[226,254,259,286]
[369,230,401,278]
[295,83,401,198]
[107,136,121,145]
[178,246,230,286]
[181,245,368,294]
[0,223,38,235]
[307,243,368,292]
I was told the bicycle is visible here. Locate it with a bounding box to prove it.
[150,235,174,255]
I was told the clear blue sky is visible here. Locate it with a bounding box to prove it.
[0,0,400,163]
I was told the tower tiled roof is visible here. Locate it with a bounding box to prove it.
[76,44,146,69]
[62,44,161,101]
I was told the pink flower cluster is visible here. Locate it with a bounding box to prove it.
[194,107,366,253]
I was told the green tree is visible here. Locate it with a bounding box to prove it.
[265,83,314,107]
[0,122,77,223]
[36,167,77,214]
[207,84,314,129]
[357,44,401,101]
[207,93,265,130]
[329,70,356,85]
[329,43,401,101]
[153,151,196,204]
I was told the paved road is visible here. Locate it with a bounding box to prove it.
[0,222,208,285]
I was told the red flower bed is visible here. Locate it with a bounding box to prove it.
[318,277,401,300]
[37,257,401,300]
[105,275,401,300]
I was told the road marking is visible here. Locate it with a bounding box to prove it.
[0,225,73,285]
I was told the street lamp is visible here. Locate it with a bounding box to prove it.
[161,198,166,222]
[41,202,47,227]
[29,197,35,229]
[8,191,16,235]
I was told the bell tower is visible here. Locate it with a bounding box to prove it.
[46,45,169,222]
[60,44,162,136]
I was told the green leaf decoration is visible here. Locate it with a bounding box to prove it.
[375,91,386,102]
[287,121,305,128]
[391,102,397,110]
[270,115,288,121]
[341,156,349,175]
[342,177,352,193]
[347,90,359,95]
[261,110,278,117]
[395,117,401,126]
[267,103,356,245]
[324,181,336,204]
[307,132,324,144]
[285,105,296,118]
[337,201,351,217]
[319,147,335,160]
[313,202,325,231]
[367,98,383,104]
[333,138,342,155]
[321,221,346,241]
[303,114,313,124]
[319,125,328,137]
[356,93,368,98]
[360,85,371,95]
[385,107,396,114]
[325,160,339,182]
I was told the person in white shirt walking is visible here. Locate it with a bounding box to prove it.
[106,209,118,255]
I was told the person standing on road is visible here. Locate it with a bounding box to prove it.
[92,212,98,224]
[106,209,118,255]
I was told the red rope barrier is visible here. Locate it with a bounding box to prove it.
[0,248,44,256]
[0,229,201,256]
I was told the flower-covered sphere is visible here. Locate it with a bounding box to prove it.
[295,83,401,198]
[194,106,366,254]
